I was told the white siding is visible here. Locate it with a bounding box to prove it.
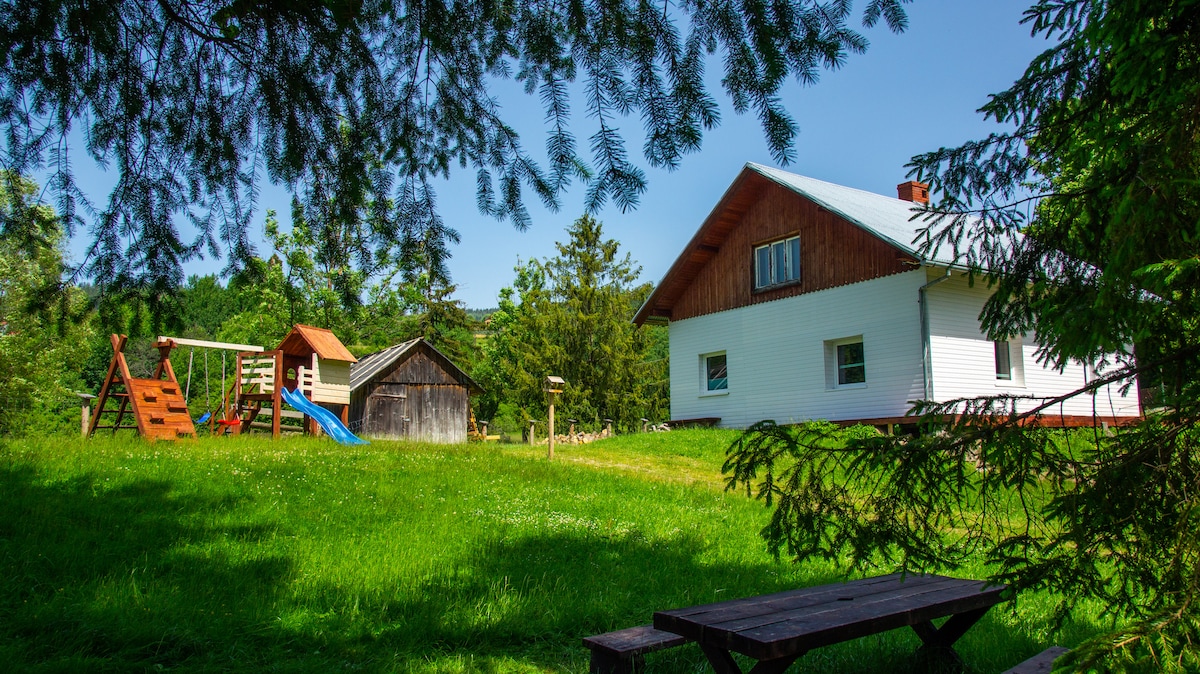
[925,272,1140,417]
[669,271,927,428]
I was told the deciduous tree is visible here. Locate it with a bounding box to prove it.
[0,174,93,434]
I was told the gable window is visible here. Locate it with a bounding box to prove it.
[701,352,728,393]
[754,235,800,289]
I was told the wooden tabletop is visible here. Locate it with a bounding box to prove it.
[653,573,1007,662]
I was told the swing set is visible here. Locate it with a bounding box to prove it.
[88,326,359,442]
[88,335,268,440]
[171,336,267,435]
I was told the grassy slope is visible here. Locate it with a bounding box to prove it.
[0,430,1099,673]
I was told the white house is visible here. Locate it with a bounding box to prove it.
[633,163,1141,429]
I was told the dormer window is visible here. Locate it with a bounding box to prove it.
[754,235,800,289]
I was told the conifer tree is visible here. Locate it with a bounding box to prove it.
[479,214,665,431]
[727,3,1200,669]
[0,0,909,309]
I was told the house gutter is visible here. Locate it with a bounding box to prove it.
[919,266,952,400]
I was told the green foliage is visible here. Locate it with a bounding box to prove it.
[412,280,479,368]
[394,269,480,369]
[728,3,1200,668]
[178,275,235,339]
[218,255,303,349]
[0,0,910,307]
[227,205,481,362]
[0,174,93,436]
[477,215,666,431]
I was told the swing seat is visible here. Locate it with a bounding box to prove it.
[195,412,212,424]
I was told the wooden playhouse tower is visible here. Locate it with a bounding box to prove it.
[89,335,197,441]
[224,325,356,437]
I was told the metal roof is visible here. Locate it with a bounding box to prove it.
[746,163,962,264]
[349,338,482,394]
[350,338,420,390]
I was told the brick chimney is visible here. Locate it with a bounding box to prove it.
[897,181,930,205]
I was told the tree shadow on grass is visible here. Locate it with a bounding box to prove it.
[0,462,1103,673]
[270,532,888,672]
[0,465,293,671]
[285,529,1105,674]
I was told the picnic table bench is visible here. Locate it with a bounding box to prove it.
[1002,646,1069,674]
[582,625,689,673]
[651,572,1007,674]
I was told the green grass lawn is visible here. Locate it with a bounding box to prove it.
[0,430,1101,673]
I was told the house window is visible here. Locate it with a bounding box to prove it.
[702,352,728,393]
[753,236,800,289]
[837,341,866,385]
[993,337,1025,386]
[825,336,866,389]
[994,341,1012,380]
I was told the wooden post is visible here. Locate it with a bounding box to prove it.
[548,397,556,459]
[88,334,131,438]
[77,393,95,437]
[542,376,565,460]
[528,419,537,445]
[272,350,283,439]
[233,352,244,435]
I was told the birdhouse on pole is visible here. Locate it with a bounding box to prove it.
[543,375,566,394]
[543,375,566,459]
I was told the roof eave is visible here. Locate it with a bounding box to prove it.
[632,165,762,326]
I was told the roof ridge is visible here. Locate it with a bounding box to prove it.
[744,162,910,204]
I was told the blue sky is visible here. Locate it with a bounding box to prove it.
[63,0,1047,310]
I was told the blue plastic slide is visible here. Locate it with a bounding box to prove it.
[280,387,369,445]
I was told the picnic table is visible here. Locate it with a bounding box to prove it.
[652,573,1007,674]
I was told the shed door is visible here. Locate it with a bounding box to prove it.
[365,383,408,438]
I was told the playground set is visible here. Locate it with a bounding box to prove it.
[87,325,367,444]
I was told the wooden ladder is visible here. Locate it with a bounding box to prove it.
[88,335,197,440]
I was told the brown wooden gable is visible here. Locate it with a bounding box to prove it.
[635,169,919,324]
[377,342,483,394]
[382,347,458,386]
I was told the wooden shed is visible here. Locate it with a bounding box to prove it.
[349,338,482,443]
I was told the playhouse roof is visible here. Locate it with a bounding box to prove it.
[277,325,357,362]
[350,338,482,394]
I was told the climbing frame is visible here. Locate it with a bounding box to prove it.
[88,335,197,441]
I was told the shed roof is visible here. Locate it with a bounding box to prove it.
[633,163,972,325]
[350,338,482,394]
[277,324,357,362]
